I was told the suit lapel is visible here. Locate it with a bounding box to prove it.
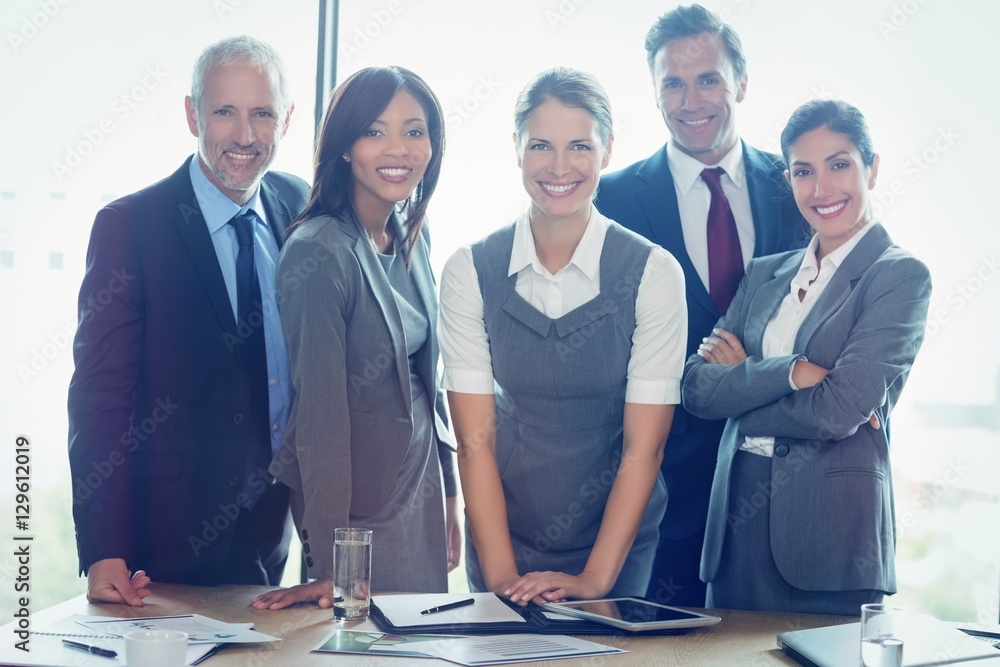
[258,176,295,248]
[634,149,719,322]
[347,211,412,408]
[408,227,443,401]
[169,157,239,339]
[409,232,437,353]
[744,143,785,257]
[795,224,892,352]
[745,253,800,354]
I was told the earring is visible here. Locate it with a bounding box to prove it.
[342,153,350,162]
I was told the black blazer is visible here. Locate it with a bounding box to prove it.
[595,141,806,538]
[68,156,309,584]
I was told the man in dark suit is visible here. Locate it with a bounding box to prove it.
[595,4,806,606]
[68,36,309,605]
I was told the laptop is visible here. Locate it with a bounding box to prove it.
[777,614,1000,666]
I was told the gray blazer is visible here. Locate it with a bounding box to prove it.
[270,210,456,578]
[683,224,931,594]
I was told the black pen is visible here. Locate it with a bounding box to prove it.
[420,597,475,615]
[62,639,117,658]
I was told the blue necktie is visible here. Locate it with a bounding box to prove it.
[227,211,270,504]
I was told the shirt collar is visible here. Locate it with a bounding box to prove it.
[508,204,609,280]
[188,154,267,233]
[792,219,876,288]
[666,140,745,195]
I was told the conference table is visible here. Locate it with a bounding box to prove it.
[3,583,858,665]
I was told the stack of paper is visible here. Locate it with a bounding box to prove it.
[314,629,626,665]
[1,613,276,666]
[314,594,627,665]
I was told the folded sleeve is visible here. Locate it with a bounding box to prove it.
[438,246,496,394]
[626,247,687,404]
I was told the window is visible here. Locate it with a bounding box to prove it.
[1,0,996,621]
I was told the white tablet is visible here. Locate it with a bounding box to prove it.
[541,597,722,632]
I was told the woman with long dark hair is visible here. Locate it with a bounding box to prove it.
[253,66,459,608]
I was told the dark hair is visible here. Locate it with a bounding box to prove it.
[780,99,876,167]
[644,4,746,80]
[289,66,445,265]
[513,67,613,148]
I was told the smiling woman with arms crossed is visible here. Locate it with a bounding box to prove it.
[685,99,932,615]
[253,66,459,609]
[439,68,687,605]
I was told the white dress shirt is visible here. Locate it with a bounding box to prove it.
[741,220,876,456]
[439,206,687,405]
[667,140,755,292]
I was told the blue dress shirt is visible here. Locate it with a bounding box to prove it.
[188,156,293,457]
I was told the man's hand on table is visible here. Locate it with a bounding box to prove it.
[87,558,151,606]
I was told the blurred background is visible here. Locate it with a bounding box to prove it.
[1,0,996,623]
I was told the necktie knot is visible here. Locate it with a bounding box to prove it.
[700,167,726,195]
[228,211,257,250]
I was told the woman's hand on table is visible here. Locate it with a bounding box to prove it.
[252,578,335,610]
[501,571,608,607]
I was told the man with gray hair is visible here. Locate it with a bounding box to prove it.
[68,36,309,604]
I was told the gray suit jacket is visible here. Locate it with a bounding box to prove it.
[270,211,456,578]
[683,224,931,593]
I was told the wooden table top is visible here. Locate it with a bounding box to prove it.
[4,582,858,666]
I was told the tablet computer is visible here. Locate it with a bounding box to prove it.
[541,597,722,632]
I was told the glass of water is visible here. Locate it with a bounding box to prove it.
[333,527,372,621]
[860,603,905,667]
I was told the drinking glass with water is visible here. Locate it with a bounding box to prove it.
[333,527,372,621]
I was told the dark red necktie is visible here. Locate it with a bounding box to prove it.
[702,167,744,315]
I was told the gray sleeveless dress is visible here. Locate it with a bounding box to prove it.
[353,243,447,593]
[466,222,668,596]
